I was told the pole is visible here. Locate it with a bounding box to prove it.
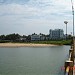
[64,21,68,40]
[73,10,74,38]
[71,0,74,57]
[66,23,67,40]
[71,0,74,37]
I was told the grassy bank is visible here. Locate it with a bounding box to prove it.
[30,40,72,45]
[0,40,72,45]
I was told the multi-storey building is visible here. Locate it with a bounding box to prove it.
[49,29,64,40]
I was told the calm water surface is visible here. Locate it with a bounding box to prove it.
[0,46,70,75]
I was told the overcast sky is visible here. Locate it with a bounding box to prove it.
[0,0,75,35]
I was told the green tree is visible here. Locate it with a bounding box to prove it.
[0,35,6,40]
[26,35,31,42]
[5,33,21,42]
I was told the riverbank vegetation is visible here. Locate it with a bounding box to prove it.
[0,33,72,45]
[0,40,72,45]
[30,40,72,45]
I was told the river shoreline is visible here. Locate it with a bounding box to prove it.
[0,43,58,48]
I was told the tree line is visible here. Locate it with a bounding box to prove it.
[0,33,72,43]
[0,33,31,43]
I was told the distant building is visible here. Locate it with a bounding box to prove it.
[16,37,26,42]
[31,33,48,41]
[40,35,45,40]
[49,29,64,40]
[20,38,26,41]
[31,34,40,41]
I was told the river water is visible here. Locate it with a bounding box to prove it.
[0,45,70,75]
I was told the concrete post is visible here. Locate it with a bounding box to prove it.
[65,60,73,75]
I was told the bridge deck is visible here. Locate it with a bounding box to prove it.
[73,63,75,75]
[73,58,75,75]
[73,40,75,75]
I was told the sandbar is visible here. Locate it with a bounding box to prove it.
[0,43,57,48]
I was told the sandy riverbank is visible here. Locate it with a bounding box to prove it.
[0,43,57,47]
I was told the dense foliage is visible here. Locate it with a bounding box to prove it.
[0,33,72,45]
[0,33,31,42]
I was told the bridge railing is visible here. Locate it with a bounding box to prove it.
[64,45,74,75]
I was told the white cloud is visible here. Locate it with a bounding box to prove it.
[0,0,72,17]
[0,0,74,35]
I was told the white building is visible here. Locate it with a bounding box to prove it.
[31,34,40,41]
[49,29,64,40]
[31,34,46,41]
[40,35,46,41]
